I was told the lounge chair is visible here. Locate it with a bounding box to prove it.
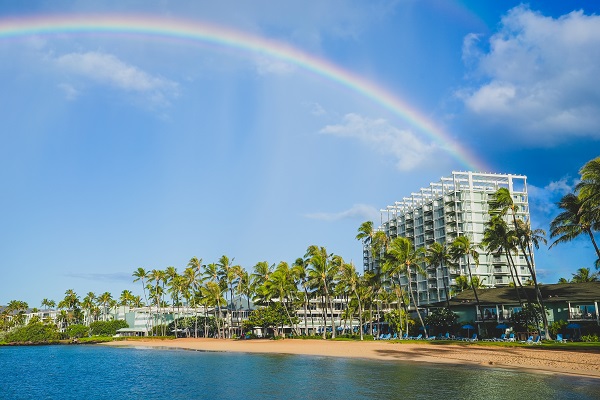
[401,333,408,340]
[529,335,542,345]
[486,333,506,342]
[409,334,423,340]
[506,333,515,342]
[391,333,398,340]
[556,334,567,343]
[520,335,534,344]
[467,333,478,342]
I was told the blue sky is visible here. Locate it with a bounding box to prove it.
[1,1,599,306]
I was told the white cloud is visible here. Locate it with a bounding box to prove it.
[57,83,80,100]
[459,6,600,144]
[54,51,179,106]
[305,203,379,221]
[305,102,326,116]
[528,177,576,218]
[320,113,436,171]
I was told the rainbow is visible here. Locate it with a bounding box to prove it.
[0,14,488,171]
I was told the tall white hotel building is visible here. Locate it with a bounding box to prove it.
[364,171,534,306]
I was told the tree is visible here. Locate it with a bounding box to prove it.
[217,255,239,338]
[576,156,600,232]
[201,281,226,338]
[425,242,453,309]
[425,308,458,335]
[550,193,600,262]
[450,236,485,323]
[571,267,599,283]
[41,298,55,311]
[133,267,151,332]
[82,292,97,326]
[305,245,337,339]
[58,289,81,327]
[97,292,113,323]
[264,262,299,336]
[243,303,292,338]
[292,257,313,336]
[383,237,428,338]
[149,269,167,335]
[185,257,203,337]
[336,260,365,340]
[482,215,525,305]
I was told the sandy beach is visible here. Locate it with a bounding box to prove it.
[102,338,600,379]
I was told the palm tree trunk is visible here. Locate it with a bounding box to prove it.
[505,250,524,306]
[466,255,486,324]
[321,294,327,339]
[303,287,309,336]
[406,271,428,338]
[441,263,451,309]
[586,229,600,260]
[324,283,336,339]
[355,290,364,341]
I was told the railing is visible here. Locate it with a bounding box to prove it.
[569,312,597,321]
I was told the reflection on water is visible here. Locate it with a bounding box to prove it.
[0,345,597,399]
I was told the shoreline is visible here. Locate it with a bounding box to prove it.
[101,338,600,379]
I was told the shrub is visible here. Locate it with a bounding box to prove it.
[89,320,128,336]
[4,322,61,343]
[66,324,89,339]
[581,334,599,342]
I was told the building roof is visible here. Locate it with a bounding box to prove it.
[435,282,600,307]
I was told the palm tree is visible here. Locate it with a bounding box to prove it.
[576,156,600,224]
[82,292,96,326]
[571,267,599,283]
[202,281,226,338]
[166,267,182,337]
[337,260,365,340]
[450,236,485,323]
[357,221,375,270]
[550,193,600,261]
[293,257,313,336]
[133,267,151,333]
[265,262,299,336]
[97,292,113,322]
[58,289,81,327]
[481,215,525,305]
[425,242,453,309]
[217,255,239,338]
[383,237,428,337]
[516,218,551,338]
[306,245,337,339]
[149,269,167,335]
[41,298,55,311]
[185,257,203,337]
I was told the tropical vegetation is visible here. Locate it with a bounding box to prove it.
[1,156,599,344]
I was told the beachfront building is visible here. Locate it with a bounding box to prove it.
[365,171,533,306]
[432,282,600,339]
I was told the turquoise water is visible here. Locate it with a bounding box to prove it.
[0,345,598,399]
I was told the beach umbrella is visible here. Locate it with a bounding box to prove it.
[566,322,581,338]
[462,324,475,337]
[496,323,509,330]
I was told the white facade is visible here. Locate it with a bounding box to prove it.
[365,171,533,305]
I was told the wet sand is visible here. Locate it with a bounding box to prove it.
[102,338,600,379]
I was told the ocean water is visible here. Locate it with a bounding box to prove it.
[0,345,598,400]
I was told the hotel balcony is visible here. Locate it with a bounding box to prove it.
[493,267,510,275]
[569,312,598,321]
